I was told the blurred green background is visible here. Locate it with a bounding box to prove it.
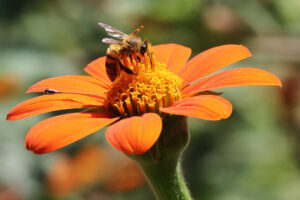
[0,0,299,199]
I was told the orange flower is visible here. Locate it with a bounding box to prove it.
[46,145,144,198]
[0,74,21,100]
[6,44,281,155]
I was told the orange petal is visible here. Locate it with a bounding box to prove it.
[25,112,119,154]
[27,75,108,96]
[152,43,191,74]
[84,56,111,86]
[178,44,252,86]
[105,113,162,155]
[182,68,282,96]
[160,95,232,121]
[7,94,104,121]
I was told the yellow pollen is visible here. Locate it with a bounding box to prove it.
[104,61,183,117]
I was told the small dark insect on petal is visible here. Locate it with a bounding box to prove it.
[44,89,58,95]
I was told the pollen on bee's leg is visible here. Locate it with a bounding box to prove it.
[131,57,137,72]
[122,57,132,71]
[128,57,134,71]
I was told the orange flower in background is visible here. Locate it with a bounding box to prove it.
[0,185,22,200]
[0,74,21,100]
[46,145,144,198]
[6,44,281,154]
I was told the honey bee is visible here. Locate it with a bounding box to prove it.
[99,23,154,82]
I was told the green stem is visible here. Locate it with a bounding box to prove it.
[138,156,192,200]
[130,115,192,200]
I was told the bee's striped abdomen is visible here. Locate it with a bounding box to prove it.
[105,54,119,82]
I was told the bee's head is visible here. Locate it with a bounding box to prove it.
[124,35,142,52]
[140,40,150,55]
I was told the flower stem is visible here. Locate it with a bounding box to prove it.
[131,115,192,200]
[138,157,192,200]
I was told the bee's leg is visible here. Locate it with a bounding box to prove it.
[118,59,134,75]
[129,54,138,72]
[129,54,133,65]
[147,52,153,68]
[149,51,155,68]
[122,56,129,68]
[132,54,138,70]
[136,55,142,70]
[123,56,134,72]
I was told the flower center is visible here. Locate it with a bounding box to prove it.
[104,59,183,117]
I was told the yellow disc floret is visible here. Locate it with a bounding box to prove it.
[104,59,183,117]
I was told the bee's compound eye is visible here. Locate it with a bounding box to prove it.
[140,42,147,54]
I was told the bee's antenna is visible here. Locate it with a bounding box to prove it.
[133,25,144,35]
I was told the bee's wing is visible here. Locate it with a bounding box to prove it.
[98,22,127,39]
[102,38,122,44]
